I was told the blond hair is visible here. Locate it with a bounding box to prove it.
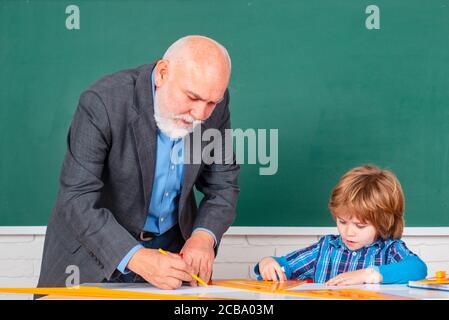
[329,165,405,239]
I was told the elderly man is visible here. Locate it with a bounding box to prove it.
[37,35,240,290]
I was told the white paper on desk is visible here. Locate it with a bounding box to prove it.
[285,283,383,291]
[86,282,243,295]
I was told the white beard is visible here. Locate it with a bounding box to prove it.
[153,94,203,139]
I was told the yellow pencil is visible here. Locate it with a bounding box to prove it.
[158,248,209,287]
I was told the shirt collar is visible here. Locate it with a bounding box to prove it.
[329,235,344,248]
[151,68,156,98]
[329,235,383,251]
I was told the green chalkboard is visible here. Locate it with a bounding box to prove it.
[1,0,449,226]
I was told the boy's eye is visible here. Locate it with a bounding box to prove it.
[338,220,346,224]
[356,224,367,229]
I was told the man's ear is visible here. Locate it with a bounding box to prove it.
[154,59,169,87]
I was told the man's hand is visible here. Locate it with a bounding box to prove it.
[180,230,215,286]
[127,248,193,290]
[325,268,382,286]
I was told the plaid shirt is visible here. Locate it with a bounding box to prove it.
[255,235,417,283]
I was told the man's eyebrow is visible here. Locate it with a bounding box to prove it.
[186,91,205,101]
[187,90,224,104]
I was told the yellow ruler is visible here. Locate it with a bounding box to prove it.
[0,286,223,300]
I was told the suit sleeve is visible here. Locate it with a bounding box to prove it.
[55,90,140,279]
[193,90,240,246]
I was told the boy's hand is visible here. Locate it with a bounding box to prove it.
[259,257,287,282]
[325,268,382,286]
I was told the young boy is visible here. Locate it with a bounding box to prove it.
[255,165,427,285]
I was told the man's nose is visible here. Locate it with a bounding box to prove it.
[190,103,211,121]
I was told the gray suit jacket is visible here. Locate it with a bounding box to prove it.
[37,64,240,287]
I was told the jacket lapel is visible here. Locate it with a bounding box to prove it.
[131,64,158,212]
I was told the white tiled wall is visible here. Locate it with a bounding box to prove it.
[1,228,449,300]
[0,234,43,300]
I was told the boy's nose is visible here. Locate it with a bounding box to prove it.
[346,226,356,236]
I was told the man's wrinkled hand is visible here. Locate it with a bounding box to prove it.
[127,248,193,290]
[180,230,215,286]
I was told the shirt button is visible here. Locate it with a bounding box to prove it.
[164,192,169,197]
[160,217,164,222]
[171,165,175,170]
[352,252,357,256]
